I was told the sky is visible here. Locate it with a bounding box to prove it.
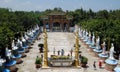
[0,0,120,12]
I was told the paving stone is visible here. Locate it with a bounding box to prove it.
[17,32,109,72]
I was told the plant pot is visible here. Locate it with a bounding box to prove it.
[36,64,41,68]
[81,63,87,68]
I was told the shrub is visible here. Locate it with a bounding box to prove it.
[81,56,88,64]
[38,44,43,47]
[35,56,42,64]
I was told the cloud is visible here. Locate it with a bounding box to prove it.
[21,1,31,6]
[4,0,13,3]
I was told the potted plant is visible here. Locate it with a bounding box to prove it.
[81,56,88,68]
[38,44,43,53]
[35,56,42,68]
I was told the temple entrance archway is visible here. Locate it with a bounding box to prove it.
[42,11,72,32]
[52,22,61,32]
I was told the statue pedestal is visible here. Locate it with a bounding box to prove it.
[82,38,88,46]
[42,65,50,69]
[89,45,96,49]
[18,48,26,58]
[98,53,108,63]
[25,48,29,53]
[93,49,102,57]
[12,54,23,64]
[88,45,96,52]
[114,66,120,72]
[105,59,118,71]
[83,38,88,43]
[23,45,29,53]
[5,60,18,72]
[3,68,10,72]
[86,41,92,48]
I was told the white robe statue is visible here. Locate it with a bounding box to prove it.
[25,32,29,40]
[96,36,100,50]
[102,42,106,54]
[88,32,91,42]
[92,33,95,46]
[6,47,12,60]
[17,39,23,48]
[12,40,18,50]
[12,40,15,48]
[109,43,115,60]
[22,36,26,42]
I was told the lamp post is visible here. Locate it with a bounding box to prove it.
[75,30,79,67]
[43,29,48,68]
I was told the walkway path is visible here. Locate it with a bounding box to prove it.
[17,32,109,72]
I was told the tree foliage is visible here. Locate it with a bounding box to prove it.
[0,7,120,56]
[0,8,41,57]
[72,8,120,53]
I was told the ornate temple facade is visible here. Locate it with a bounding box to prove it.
[42,11,72,32]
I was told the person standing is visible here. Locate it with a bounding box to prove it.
[70,49,73,57]
[57,50,60,55]
[93,61,96,70]
[61,49,64,56]
[98,60,102,68]
[53,48,55,55]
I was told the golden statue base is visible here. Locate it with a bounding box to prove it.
[76,66,81,68]
[42,65,50,69]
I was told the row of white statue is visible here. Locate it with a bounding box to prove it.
[0,24,39,72]
[5,24,39,62]
[78,28,116,60]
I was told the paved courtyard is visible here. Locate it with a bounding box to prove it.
[17,32,109,72]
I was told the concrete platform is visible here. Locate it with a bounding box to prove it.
[17,32,109,72]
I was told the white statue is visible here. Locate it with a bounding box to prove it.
[85,31,88,41]
[27,30,33,37]
[32,29,35,33]
[96,36,100,50]
[35,24,39,31]
[24,32,29,40]
[92,33,95,46]
[78,28,81,37]
[88,32,91,42]
[12,40,18,50]
[109,43,115,60]
[6,47,12,60]
[102,41,106,54]
[83,30,86,39]
[81,29,83,38]
[22,36,26,42]
[12,40,15,48]
[17,39,22,48]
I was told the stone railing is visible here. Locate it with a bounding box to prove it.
[49,58,73,67]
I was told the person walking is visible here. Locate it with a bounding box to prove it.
[98,60,102,68]
[57,50,60,55]
[93,61,96,70]
[53,48,55,55]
